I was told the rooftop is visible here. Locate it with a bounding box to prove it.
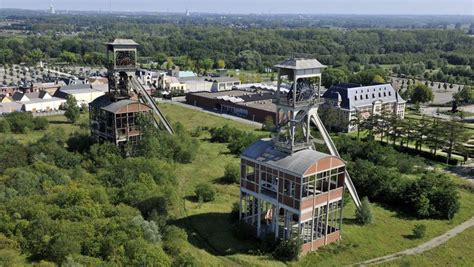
[242,138,339,176]
[106,39,139,47]
[323,83,405,110]
[274,58,326,70]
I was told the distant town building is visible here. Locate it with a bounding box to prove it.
[322,83,406,132]
[54,84,105,106]
[9,91,65,112]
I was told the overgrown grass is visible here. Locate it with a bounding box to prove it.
[0,113,88,144]
[162,103,474,266]
[3,105,473,266]
[382,227,474,267]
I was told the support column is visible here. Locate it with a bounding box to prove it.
[257,198,261,237]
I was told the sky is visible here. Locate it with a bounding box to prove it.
[0,0,473,15]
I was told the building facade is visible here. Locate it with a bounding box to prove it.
[239,58,355,254]
[89,96,152,149]
[322,83,406,132]
[240,139,345,253]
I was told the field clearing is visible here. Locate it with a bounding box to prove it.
[161,104,474,266]
[1,104,473,266]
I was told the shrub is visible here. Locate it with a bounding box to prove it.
[412,224,426,239]
[260,232,278,253]
[230,201,240,220]
[262,116,275,131]
[273,238,302,261]
[194,183,216,202]
[32,117,49,130]
[0,119,11,133]
[355,197,373,225]
[64,95,80,123]
[163,225,188,255]
[227,132,258,155]
[223,163,240,184]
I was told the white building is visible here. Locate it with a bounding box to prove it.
[54,84,105,106]
[12,91,66,112]
[322,83,406,132]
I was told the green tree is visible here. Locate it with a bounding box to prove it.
[217,59,226,69]
[412,224,426,239]
[200,58,214,74]
[410,83,434,104]
[64,95,80,123]
[322,67,349,88]
[59,51,78,63]
[355,197,373,225]
[223,163,240,184]
[441,119,469,162]
[372,74,386,84]
[194,183,216,202]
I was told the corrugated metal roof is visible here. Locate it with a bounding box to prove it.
[242,138,333,176]
[275,58,326,70]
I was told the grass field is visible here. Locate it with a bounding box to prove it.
[2,104,473,266]
[160,104,474,266]
[382,227,474,267]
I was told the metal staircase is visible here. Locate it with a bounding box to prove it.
[130,76,174,135]
[309,110,361,209]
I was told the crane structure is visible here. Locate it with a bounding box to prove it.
[89,39,173,152]
[272,58,361,208]
[239,57,361,253]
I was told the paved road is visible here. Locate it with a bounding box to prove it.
[158,99,263,127]
[354,216,474,266]
[420,105,474,122]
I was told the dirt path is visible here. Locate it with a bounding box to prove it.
[355,216,474,266]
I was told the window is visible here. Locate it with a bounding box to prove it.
[366,94,369,99]
[302,175,316,198]
[354,95,357,101]
[283,179,296,197]
[372,93,375,98]
[384,92,386,97]
[379,92,381,97]
[245,165,255,181]
[301,220,313,244]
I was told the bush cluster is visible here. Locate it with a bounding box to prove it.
[337,136,460,219]
[209,125,259,155]
[194,183,216,202]
[0,112,49,133]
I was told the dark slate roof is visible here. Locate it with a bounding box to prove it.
[242,138,334,176]
[322,83,405,111]
[11,92,26,101]
[274,58,326,70]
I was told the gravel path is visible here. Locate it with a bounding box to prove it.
[354,216,474,266]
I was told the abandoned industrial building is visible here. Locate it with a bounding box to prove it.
[239,58,361,253]
[89,39,173,151]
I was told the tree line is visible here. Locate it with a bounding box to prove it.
[0,20,472,78]
[349,110,470,163]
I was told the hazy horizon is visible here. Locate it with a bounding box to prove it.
[0,0,473,16]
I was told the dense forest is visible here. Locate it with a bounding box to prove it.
[0,14,473,83]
